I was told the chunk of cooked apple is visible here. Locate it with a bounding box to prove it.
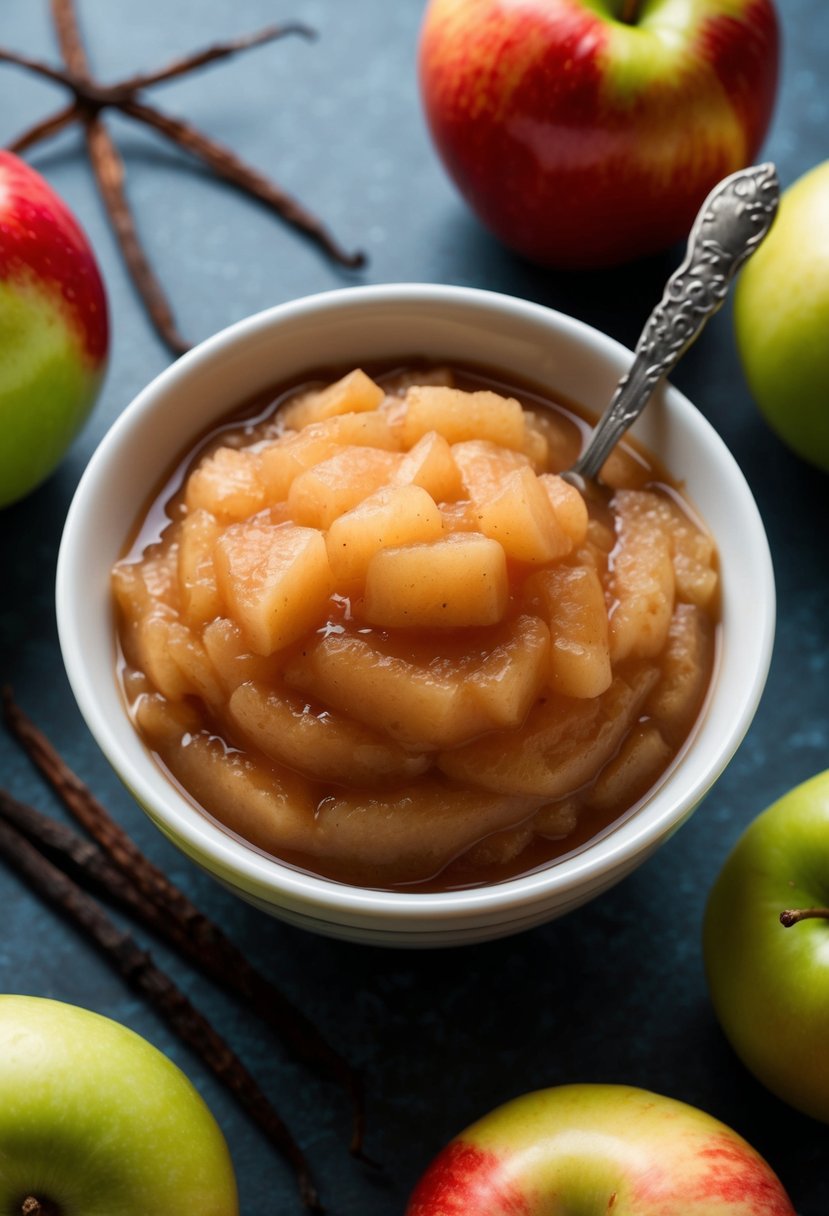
[311,778,536,885]
[646,602,715,743]
[177,508,222,627]
[439,666,658,797]
[259,409,400,500]
[284,616,548,749]
[201,617,284,693]
[213,520,333,654]
[185,445,267,523]
[325,483,443,589]
[393,430,464,502]
[402,385,527,449]
[279,368,385,429]
[288,446,402,528]
[228,681,429,785]
[472,466,572,563]
[138,705,318,859]
[452,439,531,501]
[525,564,612,698]
[362,533,509,628]
[608,490,676,662]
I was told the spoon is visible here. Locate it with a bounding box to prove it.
[564,162,780,487]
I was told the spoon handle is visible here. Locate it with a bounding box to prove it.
[568,162,780,483]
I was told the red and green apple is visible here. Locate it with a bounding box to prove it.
[0,151,108,508]
[406,1084,795,1215]
[0,995,238,1216]
[419,0,780,268]
[733,160,829,471]
[704,769,829,1123]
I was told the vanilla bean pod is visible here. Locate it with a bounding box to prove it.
[50,0,190,354]
[2,691,366,1157]
[0,814,323,1213]
[0,0,364,353]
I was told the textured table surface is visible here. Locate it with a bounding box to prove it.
[1,2,827,1213]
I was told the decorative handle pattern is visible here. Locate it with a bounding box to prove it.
[569,163,780,483]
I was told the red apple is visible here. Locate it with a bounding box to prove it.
[406,1084,795,1215]
[0,151,108,508]
[419,0,780,268]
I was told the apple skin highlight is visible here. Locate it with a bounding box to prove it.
[405,1085,795,1216]
[419,0,780,268]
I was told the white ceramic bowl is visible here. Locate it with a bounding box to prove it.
[57,284,775,947]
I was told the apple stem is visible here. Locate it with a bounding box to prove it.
[779,907,829,927]
[618,0,642,23]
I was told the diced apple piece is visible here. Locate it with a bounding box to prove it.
[316,409,401,450]
[284,631,483,749]
[402,386,527,450]
[393,431,463,501]
[325,484,443,589]
[362,533,508,629]
[526,565,612,699]
[656,496,719,610]
[439,666,658,797]
[586,723,673,813]
[285,616,547,749]
[112,544,179,619]
[258,432,341,500]
[184,446,267,522]
[311,778,535,884]
[280,369,385,429]
[166,626,223,706]
[608,490,676,663]
[142,720,318,858]
[259,410,401,500]
[646,603,715,743]
[228,682,429,785]
[213,521,333,654]
[464,614,550,728]
[134,612,196,701]
[132,690,203,745]
[177,508,222,627]
[202,617,284,693]
[473,466,572,563]
[452,439,530,501]
[288,446,402,528]
[538,473,589,547]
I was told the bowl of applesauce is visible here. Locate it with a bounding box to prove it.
[56,285,774,946]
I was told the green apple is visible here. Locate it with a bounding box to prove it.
[406,1084,795,1215]
[0,995,238,1216]
[733,160,829,470]
[704,769,829,1122]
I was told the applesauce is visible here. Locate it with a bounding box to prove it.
[112,364,718,891]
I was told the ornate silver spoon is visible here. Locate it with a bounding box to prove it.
[564,162,780,486]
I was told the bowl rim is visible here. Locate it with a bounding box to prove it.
[57,282,776,929]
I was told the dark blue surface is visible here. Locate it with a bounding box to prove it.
[1,2,827,1213]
